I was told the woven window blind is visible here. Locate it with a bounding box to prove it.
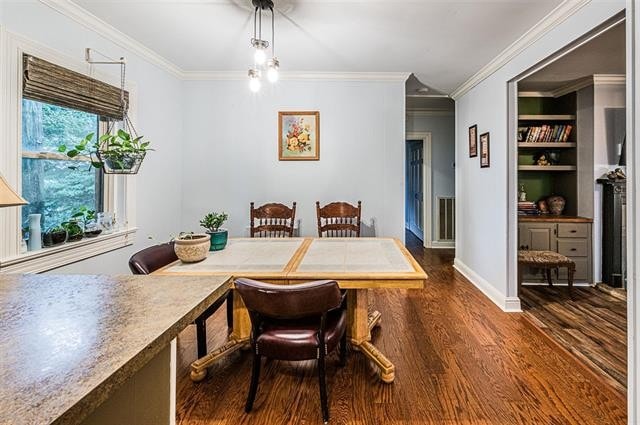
[22,54,129,119]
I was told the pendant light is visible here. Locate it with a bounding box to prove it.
[248,0,279,92]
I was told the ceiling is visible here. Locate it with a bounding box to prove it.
[73,0,563,93]
[519,21,625,92]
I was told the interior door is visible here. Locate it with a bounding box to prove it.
[406,140,424,239]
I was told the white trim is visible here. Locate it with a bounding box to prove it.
[406,109,455,117]
[552,74,626,97]
[453,258,522,312]
[430,240,455,249]
[169,338,177,425]
[450,0,591,99]
[38,0,183,78]
[406,132,432,248]
[0,229,136,273]
[627,0,638,420]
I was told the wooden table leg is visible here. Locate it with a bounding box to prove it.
[347,289,395,383]
[190,288,251,382]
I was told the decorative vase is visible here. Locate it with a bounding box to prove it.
[28,214,42,251]
[546,195,566,215]
[207,229,228,251]
[174,233,210,263]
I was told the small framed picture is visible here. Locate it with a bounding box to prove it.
[479,132,490,168]
[468,125,478,157]
[278,111,320,161]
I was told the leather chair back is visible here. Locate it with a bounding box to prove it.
[235,278,342,319]
[128,242,178,275]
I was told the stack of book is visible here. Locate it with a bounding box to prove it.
[518,201,539,215]
[520,125,573,143]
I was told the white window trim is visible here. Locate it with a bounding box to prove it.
[0,27,138,273]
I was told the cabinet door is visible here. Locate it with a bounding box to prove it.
[518,223,556,251]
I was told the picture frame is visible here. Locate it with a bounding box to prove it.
[479,132,490,168]
[468,124,478,157]
[278,111,320,161]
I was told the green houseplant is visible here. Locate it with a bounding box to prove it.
[58,129,152,174]
[70,206,102,237]
[42,225,68,247]
[200,212,229,251]
[61,220,84,242]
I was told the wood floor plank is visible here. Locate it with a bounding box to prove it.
[175,232,626,424]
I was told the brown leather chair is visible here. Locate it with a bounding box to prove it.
[128,242,232,358]
[235,278,347,424]
[316,201,362,237]
[250,202,296,237]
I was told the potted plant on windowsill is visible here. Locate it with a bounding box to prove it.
[61,220,84,242]
[57,129,153,174]
[174,232,211,263]
[71,206,102,237]
[200,212,229,251]
[43,225,68,247]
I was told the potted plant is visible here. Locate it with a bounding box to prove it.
[58,129,153,174]
[61,220,84,242]
[200,212,229,251]
[173,232,211,263]
[70,206,102,237]
[43,225,68,247]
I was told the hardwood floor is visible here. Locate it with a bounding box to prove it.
[176,234,626,424]
[520,284,627,394]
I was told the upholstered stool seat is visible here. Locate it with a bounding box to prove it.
[518,250,576,294]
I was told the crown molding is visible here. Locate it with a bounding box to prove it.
[519,74,626,98]
[449,0,591,100]
[39,0,183,78]
[406,108,454,117]
[182,70,411,82]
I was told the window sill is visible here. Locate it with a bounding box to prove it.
[0,228,137,274]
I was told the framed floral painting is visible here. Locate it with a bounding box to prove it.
[278,111,319,161]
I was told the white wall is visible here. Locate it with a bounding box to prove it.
[454,1,625,309]
[181,79,406,240]
[593,82,626,282]
[1,1,184,273]
[406,112,456,242]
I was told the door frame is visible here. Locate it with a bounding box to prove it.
[406,132,432,248]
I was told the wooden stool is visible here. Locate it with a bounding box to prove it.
[518,250,576,295]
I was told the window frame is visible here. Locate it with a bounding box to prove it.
[0,28,137,273]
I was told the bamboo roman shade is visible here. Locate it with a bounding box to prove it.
[22,54,129,119]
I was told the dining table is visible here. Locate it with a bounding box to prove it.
[154,237,427,383]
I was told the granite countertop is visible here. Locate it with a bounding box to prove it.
[518,215,593,223]
[0,274,231,425]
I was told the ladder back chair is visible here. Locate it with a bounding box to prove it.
[128,241,232,358]
[250,202,297,237]
[316,201,362,237]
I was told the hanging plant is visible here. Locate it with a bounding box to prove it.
[58,129,153,174]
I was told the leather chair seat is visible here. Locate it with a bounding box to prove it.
[256,309,347,361]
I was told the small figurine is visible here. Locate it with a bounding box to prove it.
[535,153,550,166]
[518,184,527,202]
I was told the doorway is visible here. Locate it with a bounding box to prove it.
[405,133,431,246]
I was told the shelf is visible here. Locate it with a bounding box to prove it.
[518,114,576,120]
[518,142,577,148]
[518,165,577,171]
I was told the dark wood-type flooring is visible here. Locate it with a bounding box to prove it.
[176,232,626,424]
[520,284,627,394]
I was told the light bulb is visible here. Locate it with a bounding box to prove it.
[249,77,261,93]
[254,48,266,65]
[267,67,279,83]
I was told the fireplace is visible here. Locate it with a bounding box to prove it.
[597,178,627,288]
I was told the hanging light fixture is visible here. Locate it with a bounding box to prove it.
[248,0,279,92]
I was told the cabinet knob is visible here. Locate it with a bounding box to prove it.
[571,248,577,251]
[570,230,577,233]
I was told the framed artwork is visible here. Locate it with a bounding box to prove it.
[278,111,320,161]
[479,132,490,168]
[468,125,478,157]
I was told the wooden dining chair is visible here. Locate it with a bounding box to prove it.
[250,202,296,237]
[316,201,362,237]
[128,242,232,358]
[235,278,347,424]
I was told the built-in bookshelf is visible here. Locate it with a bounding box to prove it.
[517,93,580,216]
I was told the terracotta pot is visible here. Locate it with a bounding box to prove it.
[546,195,566,215]
[174,233,211,263]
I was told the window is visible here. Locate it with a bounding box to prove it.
[21,99,104,230]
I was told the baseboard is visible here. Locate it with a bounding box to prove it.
[453,258,522,312]
[430,240,455,249]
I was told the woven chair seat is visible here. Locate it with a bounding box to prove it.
[518,250,575,268]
